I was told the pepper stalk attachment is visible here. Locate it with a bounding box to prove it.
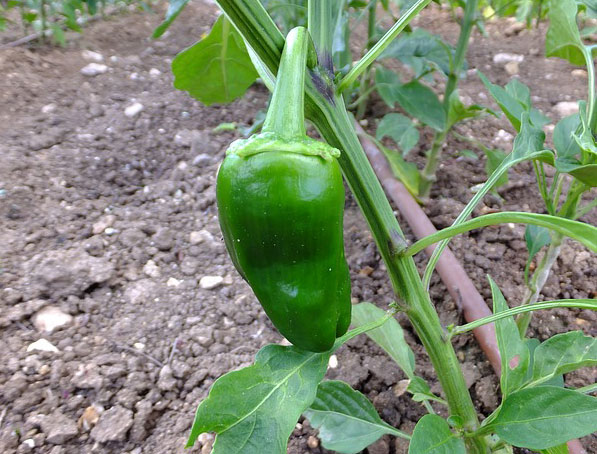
[226,26,340,161]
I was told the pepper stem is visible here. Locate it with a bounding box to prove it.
[262,27,317,139]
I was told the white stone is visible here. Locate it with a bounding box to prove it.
[504,61,519,75]
[572,69,588,78]
[81,63,108,77]
[129,72,139,80]
[328,355,338,369]
[82,50,104,62]
[143,260,161,278]
[149,68,161,77]
[494,129,514,143]
[554,101,579,117]
[199,275,224,289]
[167,277,182,287]
[189,230,214,245]
[134,342,145,350]
[23,439,35,448]
[32,306,73,333]
[493,53,524,64]
[41,103,57,114]
[125,102,144,117]
[27,338,59,353]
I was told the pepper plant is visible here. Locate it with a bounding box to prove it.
[475,0,597,337]
[160,1,597,453]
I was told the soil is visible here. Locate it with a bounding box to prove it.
[0,2,595,454]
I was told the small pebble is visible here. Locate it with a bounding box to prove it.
[81,63,108,76]
[81,50,104,62]
[199,276,224,289]
[125,102,144,117]
[27,339,59,353]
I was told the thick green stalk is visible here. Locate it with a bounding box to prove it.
[217,1,486,451]
[262,27,316,138]
[356,0,377,119]
[307,0,333,74]
[419,0,478,197]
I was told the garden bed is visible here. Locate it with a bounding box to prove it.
[0,1,595,453]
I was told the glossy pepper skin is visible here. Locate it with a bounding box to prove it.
[216,150,351,352]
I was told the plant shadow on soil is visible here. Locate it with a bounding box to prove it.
[0,1,595,453]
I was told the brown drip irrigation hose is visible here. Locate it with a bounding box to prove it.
[354,123,587,454]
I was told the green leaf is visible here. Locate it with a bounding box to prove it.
[186,343,330,452]
[531,331,597,384]
[405,211,597,257]
[153,0,190,38]
[85,0,97,15]
[351,303,416,378]
[376,113,420,156]
[447,90,494,129]
[172,15,259,106]
[554,113,582,160]
[478,73,549,131]
[375,68,446,131]
[524,338,564,388]
[304,381,407,454]
[50,24,66,46]
[407,376,445,404]
[483,148,509,190]
[546,0,586,66]
[380,28,453,77]
[378,142,421,196]
[524,225,551,283]
[489,386,597,449]
[489,277,530,396]
[525,225,552,259]
[555,158,597,186]
[408,415,466,454]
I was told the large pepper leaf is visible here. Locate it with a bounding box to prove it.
[489,277,530,397]
[351,302,416,378]
[186,344,330,453]
[546,0,586,66]
[172,15,258,106]
[375,68,446,131]
[531,331,597,384]
[376,113,420,156]
[488,387,597,450]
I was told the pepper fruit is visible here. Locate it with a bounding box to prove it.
[216,27,351,352]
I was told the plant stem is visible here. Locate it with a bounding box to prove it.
[443,0,478,112]
[515,233,562,336]
[355,1,377,119]
[419,0,478,197]
[517,180,585,336]
[582,45,596,132]
[40,0,47,43]
[338,0,431,93]
[419,129,447,196]
[450,299,597,336]
[307,0,333,75]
